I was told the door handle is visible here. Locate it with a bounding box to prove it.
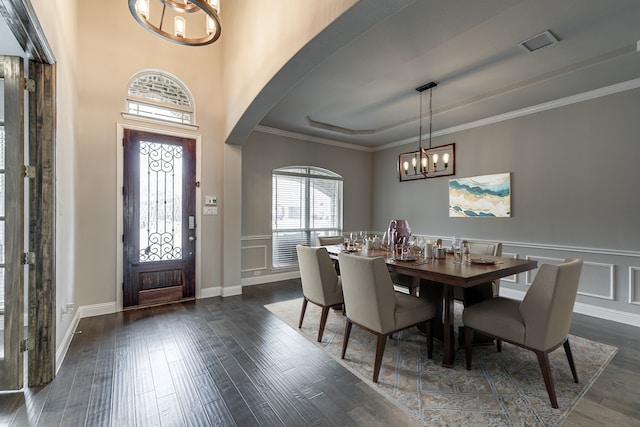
[189,236,196,241]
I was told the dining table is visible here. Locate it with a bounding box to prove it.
[326,245,538,367]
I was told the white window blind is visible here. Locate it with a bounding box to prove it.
[272,166,342,269]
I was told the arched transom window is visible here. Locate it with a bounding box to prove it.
[126,71,195,125]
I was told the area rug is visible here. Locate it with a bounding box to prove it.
[265,298,617,426]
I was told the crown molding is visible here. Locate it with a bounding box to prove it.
[254,77,640,153]
[375,77,640,151]
[253,125,374,152]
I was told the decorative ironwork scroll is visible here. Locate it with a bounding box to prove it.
[139,141,184,262]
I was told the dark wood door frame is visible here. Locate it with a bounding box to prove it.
[123,129,197,308]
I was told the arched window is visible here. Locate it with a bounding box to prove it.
[125,71,195,125]
[272,166,343,269]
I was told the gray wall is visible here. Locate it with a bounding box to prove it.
[373,88,640,318]
[241,130,373,277]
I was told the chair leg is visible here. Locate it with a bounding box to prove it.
[563,339,579,383]
[426,321,434,359]
[318,306,330,342]
[373,334,388,383]
[341,320,353,359]
[298,297,308,329]
[535,350,559,409]
[464,326,474,370]
[497,339,502,353]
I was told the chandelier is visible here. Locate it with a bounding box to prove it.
[129,0,222,46]
[399,81,455,182]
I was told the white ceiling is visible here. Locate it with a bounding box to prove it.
[259,0,640,148]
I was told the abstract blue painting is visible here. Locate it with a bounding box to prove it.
[449,173,511,217]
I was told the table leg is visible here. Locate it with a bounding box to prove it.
[442,284,455,368]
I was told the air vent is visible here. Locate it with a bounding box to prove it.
[518,30,559,53]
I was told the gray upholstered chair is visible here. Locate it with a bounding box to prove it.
[296,245,344,342]
[463,258,583,408]
[338,253,437,383]
[463,240,503,298]
[316,235,344,274]
[316,235,344,246]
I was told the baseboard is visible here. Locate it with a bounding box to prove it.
[241,270,301,287]
[221,285,243,297]
[55,310,81,374]
[79,301,118,318]
[500,288,640,328]
[199,286,221,299]
[55,302,118,374]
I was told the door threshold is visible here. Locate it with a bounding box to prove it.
[123,297,196,311]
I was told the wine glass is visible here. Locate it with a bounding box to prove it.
[381,231,388,249]
[451,236,462,264]
[413,236,425,258]
[349,232,356,247]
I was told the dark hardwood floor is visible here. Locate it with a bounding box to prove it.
[1,279,638,426]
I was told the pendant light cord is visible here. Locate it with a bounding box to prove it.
[428,87,433,150]
[418,91,423,151]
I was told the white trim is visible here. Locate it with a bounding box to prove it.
[577,261,615,301]
[254,78,640,155]
[630,267,640,305]
[55,310,81,374]
[241,270,301,287]
[120,113,199,131]
[200,286,221,299]
[241,245,268,272]
[254,125,374,152]
[55,301,117,374]
[503,241,640,258]
[375,77,640,152]
[499,252,519,283]
[241,235,272,241]
[221,285,243,297]
[116,122,202,312]
[79,302,118,318]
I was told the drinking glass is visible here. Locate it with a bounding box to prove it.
[381,231,389,251]
[452,236,462,264]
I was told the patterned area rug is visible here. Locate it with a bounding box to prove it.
[265,298,617,426]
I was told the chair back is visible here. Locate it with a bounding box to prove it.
[338,253,396,333]
[467,240,502,256]
[296,245,341,306]
[316,236,344,246]
[519,258,583,350]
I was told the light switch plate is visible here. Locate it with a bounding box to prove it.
[203,206,218,215]
[205,196,217,206]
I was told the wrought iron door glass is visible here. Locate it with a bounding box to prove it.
[138,141,183,262]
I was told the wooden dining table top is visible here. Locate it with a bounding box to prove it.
[326,245,537,288]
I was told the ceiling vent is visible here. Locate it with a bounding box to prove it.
[518,30,559,53]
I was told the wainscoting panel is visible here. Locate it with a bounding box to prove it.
[500,252,520,284]
[241,245,267,272]
[630,267,640,305]
[578,261,615,300]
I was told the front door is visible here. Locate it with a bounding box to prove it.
[0,56,25,390]
[123,129,196,308]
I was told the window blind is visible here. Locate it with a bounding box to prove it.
[272,167,342,269]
